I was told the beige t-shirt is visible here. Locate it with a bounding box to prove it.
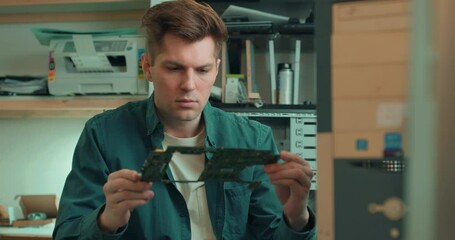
[162,130,216,240]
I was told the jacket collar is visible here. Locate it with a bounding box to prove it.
[145,94,162,137]
[202,101,218,149]
[145,94,164,150]
[146,94,219,149]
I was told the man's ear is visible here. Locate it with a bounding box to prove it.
[141,53,153,82]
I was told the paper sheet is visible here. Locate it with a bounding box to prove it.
[70,35,113,72]
[31,27,137,46]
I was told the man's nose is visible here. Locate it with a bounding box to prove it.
[181,69,196,90]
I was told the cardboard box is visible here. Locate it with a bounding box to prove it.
[0,205,10,226]
[12,218,55,228]
[16,195,58,218]
[12,195,58,227]
[332,64,408,99]
[332,98,406,132]
[333,0,410,33]
[333,130,404,158]
[332,31,409,66]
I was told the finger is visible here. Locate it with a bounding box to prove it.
[268,166,313,182]
[117,198,153,212]
[272,180,311,202]
[264,159,309,174]
[268,168,313,187]
[105,178,152,195]
[273,178,310,192]
[271,178,312,193]
[108,190,154,205]
[280,151,307,164]
[108,169,141,182]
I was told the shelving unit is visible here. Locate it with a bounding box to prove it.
[0,96,145,118]
[0,0,316,112]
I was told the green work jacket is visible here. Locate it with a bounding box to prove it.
[53,95,316,240]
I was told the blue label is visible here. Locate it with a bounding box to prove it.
[384,132,402,150]
[356,139,368,151]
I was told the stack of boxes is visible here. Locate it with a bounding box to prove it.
[316,1,410,239]
[331,0,409,158]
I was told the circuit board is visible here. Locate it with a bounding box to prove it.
[140,146,280,188]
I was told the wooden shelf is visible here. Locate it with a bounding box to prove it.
[0,0,148,23]
[0,10,145,23]
[0,96,146,118]
[0,0,144,7]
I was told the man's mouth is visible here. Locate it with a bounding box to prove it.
[177,98,196,103]
[176,98,197,107]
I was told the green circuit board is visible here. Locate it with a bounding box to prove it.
[140,146,279,188]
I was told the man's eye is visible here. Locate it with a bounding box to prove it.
[167,66,180,71]
[198,68,209,73]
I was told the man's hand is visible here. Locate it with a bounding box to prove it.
[263,151,314,231]
[98,169,154,233]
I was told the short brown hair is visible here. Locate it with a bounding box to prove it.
[141,0,228,61]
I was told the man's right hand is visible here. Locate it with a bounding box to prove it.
[98,169,154,233]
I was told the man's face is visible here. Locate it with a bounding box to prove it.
[142,34,220,127]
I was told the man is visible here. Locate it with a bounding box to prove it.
[53,0,316,239]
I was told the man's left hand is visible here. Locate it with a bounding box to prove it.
[264,151,314,231]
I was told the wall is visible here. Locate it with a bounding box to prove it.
[0,118,88,216]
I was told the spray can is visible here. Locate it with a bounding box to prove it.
[277,63,293,104]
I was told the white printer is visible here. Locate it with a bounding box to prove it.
[48,35,148,95]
